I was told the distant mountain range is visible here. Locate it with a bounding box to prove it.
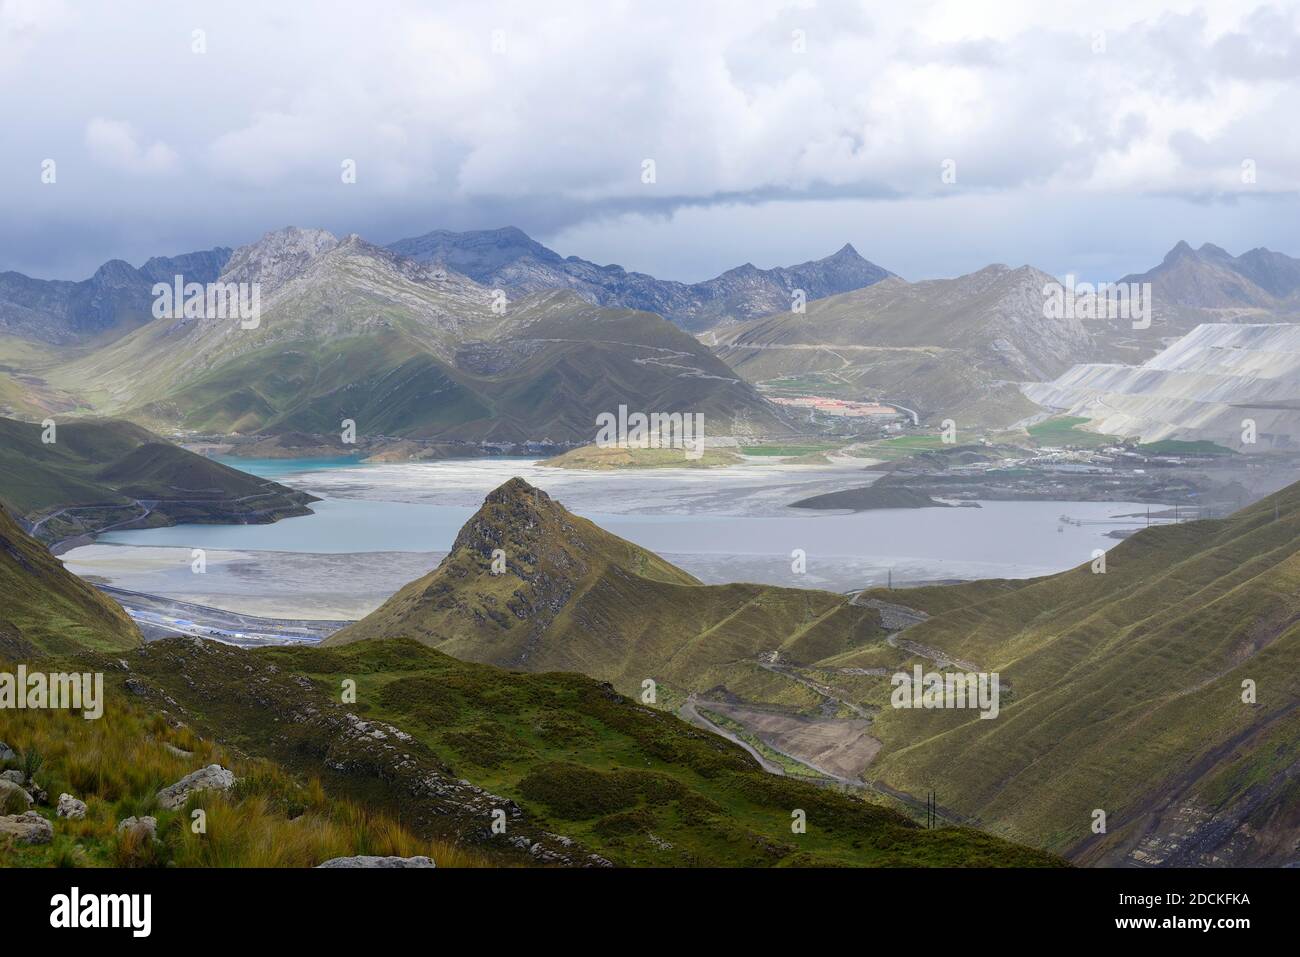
[3,232,1299,441]
[0,247,231,343]
[44,227,792,443]
[1120,241,1300,312]
[388,226,895,332]
[708,240,1300,428]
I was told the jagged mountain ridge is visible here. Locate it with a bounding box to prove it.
[0,247,232,344]
[388,226,895,332]
[1119,240,1300,311]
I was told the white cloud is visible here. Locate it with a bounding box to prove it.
[85,118,179,174]
[180,0,1300,202]
[2,0,1298,279]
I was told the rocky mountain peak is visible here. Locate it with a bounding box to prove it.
[88,259,141,286]
[220,226,340,288]
[451,478,571,558]
[484,476,553,509]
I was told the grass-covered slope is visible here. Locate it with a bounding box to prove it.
[828,481,1300,864]
[326,478,882,695]
[0,504,139,655]
[124,636,1059,867]
[1,609,1056,866]
[0,416,316,544]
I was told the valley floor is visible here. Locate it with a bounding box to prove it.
[60,456,1163,619]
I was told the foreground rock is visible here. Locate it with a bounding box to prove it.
[116,816,158,841]
[0,778,33,807]
[56,793,87,820]
[156,764,235,810]
[0,811,52,844]
[316,855,436,868]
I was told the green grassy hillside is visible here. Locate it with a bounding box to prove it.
[328,473,1300,866]
[826,481,1300,864]
[0,553,1057,867]
[0,504,139,655]
[0,416,316,544]
[0,662,486,867]
[116,636,1060,867]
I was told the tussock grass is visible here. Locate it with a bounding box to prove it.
[0,670,489,868]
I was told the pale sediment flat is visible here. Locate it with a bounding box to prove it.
[287,456,875,517]
[63,543,442,620]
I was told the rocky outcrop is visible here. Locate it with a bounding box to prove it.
[156,764,235,810]
[316,855,436,868]
[56,793,87,820]
[0,811,52,844]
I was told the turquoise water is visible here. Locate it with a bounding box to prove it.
[210,455,365,481]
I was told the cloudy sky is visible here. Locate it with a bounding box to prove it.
[2,0,1297,282]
